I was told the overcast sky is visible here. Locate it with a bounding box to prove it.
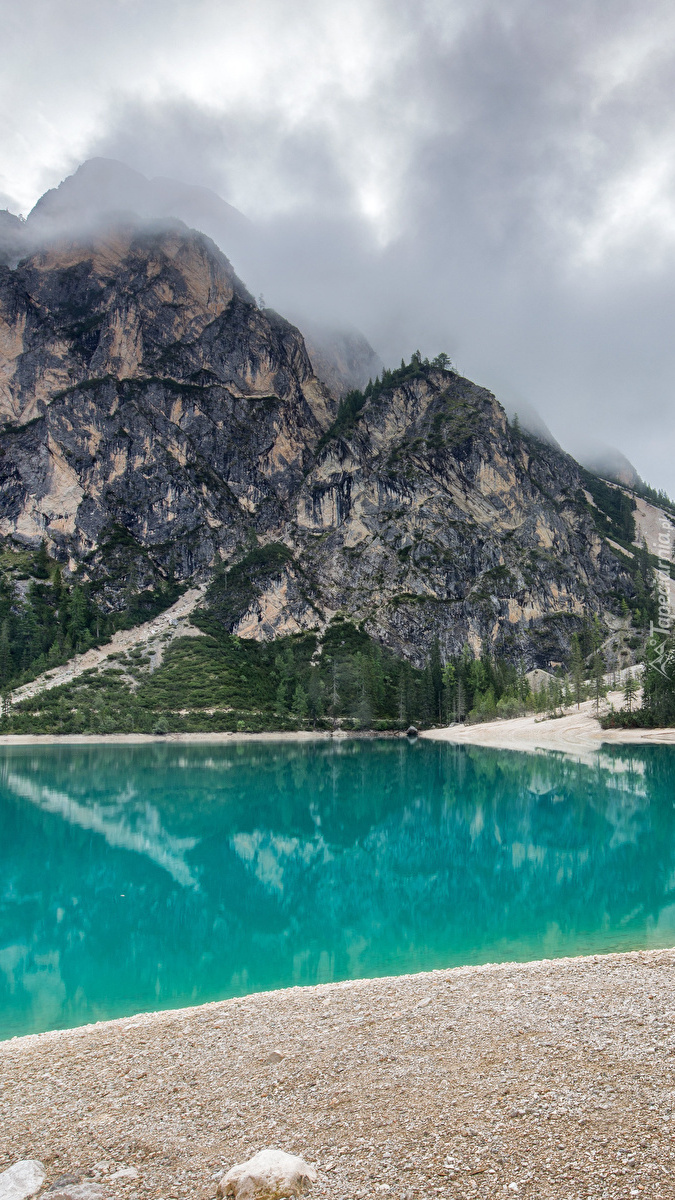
[3,0,675,491]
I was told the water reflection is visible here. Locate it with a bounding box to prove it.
[1,739,674,1039]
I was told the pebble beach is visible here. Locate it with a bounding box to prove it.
[3,950,675,1200]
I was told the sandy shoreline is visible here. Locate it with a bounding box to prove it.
[3,950,675,1200]
[422,699,675,756]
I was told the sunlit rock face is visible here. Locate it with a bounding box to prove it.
[0,220,630,662]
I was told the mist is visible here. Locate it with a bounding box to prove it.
[3,0,675,490]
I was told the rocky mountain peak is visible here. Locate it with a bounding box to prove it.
[15,159,383,404]
[27,157,249,242]
[0,221,337,427]
[0,221,336,581]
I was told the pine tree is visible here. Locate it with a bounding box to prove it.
[0,620,11,686]
[431,352,451,371]
[352,652,373,727]
[368,644,386,717]
[356,690,373,728]
[623,672,638,713]
[442,662,456,723]
[308,667,323,726]
[549,676,563,714]
[456,675,466,723]
[515,661,526,705]
[68,585,88,642]
[592,650,606,716]
[398,668,408,725]
[329,657,340,717]
[291,684,309,724]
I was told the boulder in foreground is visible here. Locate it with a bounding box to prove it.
[218,1148,317,1200]
[0,1162,45,1200]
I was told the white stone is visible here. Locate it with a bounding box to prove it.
[0,1162,46,1200]
[109,1169,138,1181]
[218,1149,317,1200]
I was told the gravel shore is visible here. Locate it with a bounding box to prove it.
[2,950,675,1200]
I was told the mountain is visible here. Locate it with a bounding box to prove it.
[0,210,26,267]
[14,158,383,400]
[0,217,637,672]
[27,157,250,246]
[505,397,561,448]
[300,322,384,397]
[276,366,633,664]
[578,445,643,490]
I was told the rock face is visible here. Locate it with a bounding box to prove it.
[0,218,633,664]
[218,1149,317,1200]
[283,369,630,663]
[0,222,334,589]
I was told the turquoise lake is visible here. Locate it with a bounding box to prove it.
[1,737,675,1040]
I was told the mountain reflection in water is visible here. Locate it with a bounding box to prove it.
[1,739,674,1039]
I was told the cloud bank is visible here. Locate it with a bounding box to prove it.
[3,0,675,489]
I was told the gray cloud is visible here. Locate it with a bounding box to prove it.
[3,0,675,489]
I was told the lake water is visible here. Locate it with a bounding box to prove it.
[1,737,675,1040]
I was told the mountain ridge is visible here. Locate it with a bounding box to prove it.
[0,211,654,685]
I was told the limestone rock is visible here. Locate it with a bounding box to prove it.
[218,1148,317,1200]
[0,1161,45,1200]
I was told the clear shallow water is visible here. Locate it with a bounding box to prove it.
[1,737,675,1040]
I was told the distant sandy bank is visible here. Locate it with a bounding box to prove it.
[422,699,675,754]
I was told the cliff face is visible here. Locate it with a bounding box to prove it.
[240,371,629,664]
[0,223,334,588]
[0,221,632,665]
